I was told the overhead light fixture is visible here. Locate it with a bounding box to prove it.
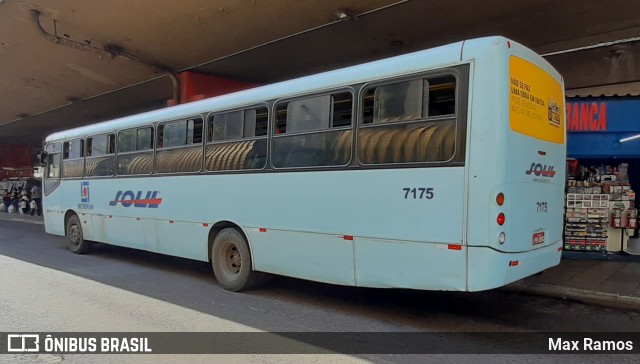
[619,134,640,143]
[335,9,356,21]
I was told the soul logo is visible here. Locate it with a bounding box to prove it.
[525,163,556,178]
[109,191,162,208]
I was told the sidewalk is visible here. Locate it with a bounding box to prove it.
[1,212,639,311]
[505,250,640,312]
[0,211,44,224]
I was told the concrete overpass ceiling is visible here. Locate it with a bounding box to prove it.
[199,0,640,82]
[1,0,640,146]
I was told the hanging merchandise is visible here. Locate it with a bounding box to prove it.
[611,207,622,228]
[627,209,637,229]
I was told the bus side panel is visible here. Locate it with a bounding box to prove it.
[338,168,465,243]
[43,183,65,236]
[231,168,465,245]
[44,209,65,236]
[243,167,465,288]
[103,215,145,250]
[355,238,466,290]
[77,212,94,241]
[249,229,356,286]
[462,40,506,248]
[89,214,108,243]
[145,219,209,261]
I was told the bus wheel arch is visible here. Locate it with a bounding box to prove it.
[63,209,78,234]
[64,210,91,254]
[208,221,260,291]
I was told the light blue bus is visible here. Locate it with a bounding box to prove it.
[41,36,566,292]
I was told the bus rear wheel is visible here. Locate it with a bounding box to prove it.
[66,214,91,254]
[212,228,258,292]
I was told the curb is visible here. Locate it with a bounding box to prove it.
[504,281,640,313]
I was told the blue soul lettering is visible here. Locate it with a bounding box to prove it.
[120,191,136,207]
[134,191,159,207]
[109,190,163,208]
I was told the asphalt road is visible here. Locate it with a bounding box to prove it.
[0,218,639,363]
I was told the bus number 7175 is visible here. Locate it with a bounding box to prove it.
[403,188,434,200]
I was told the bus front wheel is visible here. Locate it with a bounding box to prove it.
[66,215,91,254]
[212,228,257,292]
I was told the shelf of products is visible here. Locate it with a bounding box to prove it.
[564,194,608,252]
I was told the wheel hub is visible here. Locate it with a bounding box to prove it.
[224,244,241,275]
[69,225,80,245]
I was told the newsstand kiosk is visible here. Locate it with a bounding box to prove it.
[565,97,640,255]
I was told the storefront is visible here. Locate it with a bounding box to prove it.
[565,97,640,255]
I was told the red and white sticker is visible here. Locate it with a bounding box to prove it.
[532,231,545,245]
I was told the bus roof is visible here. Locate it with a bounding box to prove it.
[44,36,545,143]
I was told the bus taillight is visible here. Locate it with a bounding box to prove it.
[496,193,504,206]
[497,213,505,226]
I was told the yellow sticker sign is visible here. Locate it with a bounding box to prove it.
[509,56,565,144]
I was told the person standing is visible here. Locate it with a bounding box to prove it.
[10,190,19,213]
[20,190,30,214]
[0,189,7,212]
[30,184,42,216]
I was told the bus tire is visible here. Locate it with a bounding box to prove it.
[66,214,91,254]
[212,228,257,292]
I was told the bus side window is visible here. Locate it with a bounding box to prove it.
[287,95,331,133]
[210,111,243,142]
[155,118,204,173]
[427,76,456,117]
[275,104,287,134]
[272,91,352,168]
[373,80,423,123]
[359,75,457,164]
[117,127,154,176]
[206,106,268,171]
[62,138,85,178]
[43,142,61,194]
[85,133,115,177]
